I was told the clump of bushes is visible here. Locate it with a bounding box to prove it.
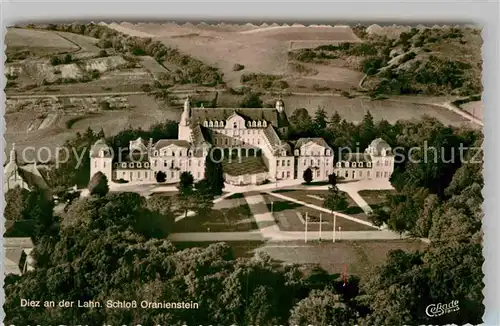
[50,54,73,66]
[240,73,288,90]
[232,63,245,71]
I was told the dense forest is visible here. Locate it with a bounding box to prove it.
[4,106,483,325]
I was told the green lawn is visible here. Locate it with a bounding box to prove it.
[271,189,368,220]
[262,194,375,232]
[173,204,258,233]
[358,189,396,210]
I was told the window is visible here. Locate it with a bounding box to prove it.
[325,160,329,166]
[376,172,380,178]
[257,121,261,127]
[286,171,290,178]
[367,162,372,168]
[189,160,191,167]
[287,160,290,167]
[129,163,134,168]
[154,161,157,167]
[198,161,201,167]
[345,171,349,178]
[359,171,363,177]
[326,150,331,156]
[385,160,389,166]
[171,171,174,178]
[122,163,127,168]
[277,160,280,167]
[252,121,256,127]
[384,172,388,178]
[137,171,141,179]
[154,151,158,156]
[122,172,126,176]
[225,139,228,145]
[257,139,260,145]
[316,170,320,177]
[209,121,214,127]
[197,172,200,179]
[304,159,307,166]
[215,138,218,145]
[145,162,150,168]
[137,162,141,168]
[281,171,285,178]
[214,121,219,127]
[172,151,175,157]
[203,121,208,127]
[317,159,320,166]
[359,162,363,167]
[367,171,370,177]
[263,121,267,127]
[145,172,148,179]
[310,159,313,166]
[164,161,167,167]
[247,121,251,127]
[94,161,97,168]
[352,162,357,168]
[336,162,341,167]
[220,121,224,127]
[233,122,238,129]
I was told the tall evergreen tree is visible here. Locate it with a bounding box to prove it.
[205,149,225,196]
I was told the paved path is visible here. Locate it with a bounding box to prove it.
[168,231,264,242]
[244,193,280,238]
[440,101,483,126]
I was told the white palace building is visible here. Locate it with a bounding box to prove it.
[89,96,394,185]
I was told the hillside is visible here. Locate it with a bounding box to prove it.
[289,25,482,97]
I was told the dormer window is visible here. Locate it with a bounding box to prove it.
[122,162,127,168]
[247,121,251,127]
[137,162,142,168]
[336,162,341,167]
[294,149,299,156]
[189,150,193,156]
[352,162,357,168]
[220,121,224,127]
[154,150,158,156]
[99,150,104,157]
[359,162,363,167]
[382,149,387,156]
[128,162,134,168]
[209,121,214,127]
[214,121,219,127]
[326,150,331,156]
[144,162,150,168]
[257,121,262,127]
[367,162,372,168]
[252,121,256,127]
[263,121,267,127]
[203,121,208,127]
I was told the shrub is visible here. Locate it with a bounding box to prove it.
[98,49,108,57]
[50,56,61,66]
[88,172,109,197]
[232,63,245,71]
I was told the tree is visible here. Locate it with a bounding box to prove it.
[303,168,313,184]
[328,173,337,187]
[193,179,215,215]
[156,171,166,183]
[323,186,349,212]
[205,149,225,196]
[178,171,194,196]
[314,107,328,130]
[239,92,263,108]
[88,171,109,197]
[5,186,29,221]
[289,289,358,326]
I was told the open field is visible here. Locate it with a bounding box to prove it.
[5,94,173,163]
[6,28,78,57]
[173,204,258,233]
[460,101,483,121]
[175,239,428,277]
[106,23,363,90]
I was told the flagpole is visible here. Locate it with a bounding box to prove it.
[333,212,336,243]
[305,212,308,243]
[319,213,322,242]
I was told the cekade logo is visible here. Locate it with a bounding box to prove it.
[425,300,460,317]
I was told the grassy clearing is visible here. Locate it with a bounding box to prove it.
[263,194,373,232]
[174,239,427,278]
[270,189,368,221]
[358,189,395,210]
[6,28,78,59]
[173,204,258,233]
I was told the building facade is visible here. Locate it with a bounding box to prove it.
[90,97,394,185]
